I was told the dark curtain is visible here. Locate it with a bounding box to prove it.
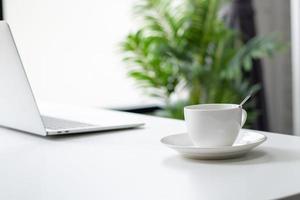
[228,0,269,131]
[0,0,3,20]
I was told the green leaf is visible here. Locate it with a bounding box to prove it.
[120,0,284,127]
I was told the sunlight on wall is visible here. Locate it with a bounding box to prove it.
[3,0,154,108]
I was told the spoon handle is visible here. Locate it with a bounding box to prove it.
[240,93,252,107]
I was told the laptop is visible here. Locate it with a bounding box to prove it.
[0,21,144,136]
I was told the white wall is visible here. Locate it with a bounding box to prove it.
[3,0,153,108]
[291,0,300,135]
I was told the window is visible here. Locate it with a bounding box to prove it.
[3,0,154,108]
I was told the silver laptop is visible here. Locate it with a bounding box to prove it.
[0,21,144,136]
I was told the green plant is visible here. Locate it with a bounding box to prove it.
[121,0,282,126]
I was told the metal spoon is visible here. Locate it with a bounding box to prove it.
[240,93,252,107]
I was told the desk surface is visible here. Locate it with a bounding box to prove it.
[0,104,300,200]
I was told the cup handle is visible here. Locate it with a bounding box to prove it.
[241,109,247,127]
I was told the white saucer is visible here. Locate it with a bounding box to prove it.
[160,130,267,160]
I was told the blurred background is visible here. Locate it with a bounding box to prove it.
[0,0,297,135]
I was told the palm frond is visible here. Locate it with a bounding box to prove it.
[120,0,283,123]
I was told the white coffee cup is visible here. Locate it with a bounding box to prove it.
[184,104,247,147]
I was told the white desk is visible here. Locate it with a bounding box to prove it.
[0,104,300,200]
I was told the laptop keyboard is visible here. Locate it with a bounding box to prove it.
[41,116,94,130]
